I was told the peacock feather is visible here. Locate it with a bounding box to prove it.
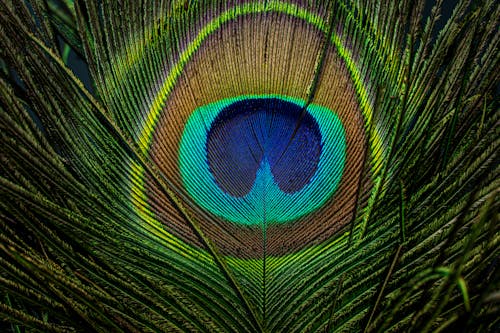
[0,0,498,332]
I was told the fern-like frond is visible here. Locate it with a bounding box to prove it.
[1,0,498,332]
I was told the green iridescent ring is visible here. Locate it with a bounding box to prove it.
[179,95,346,226]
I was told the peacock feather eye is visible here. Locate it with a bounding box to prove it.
[139,5,372,257]
[179,96,346,225]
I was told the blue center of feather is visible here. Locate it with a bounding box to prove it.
[179,95,346,226]
[206,98,321,197]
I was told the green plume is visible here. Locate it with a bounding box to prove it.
[0,0,498,332]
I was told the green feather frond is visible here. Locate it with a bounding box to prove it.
[1,0,499,332]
